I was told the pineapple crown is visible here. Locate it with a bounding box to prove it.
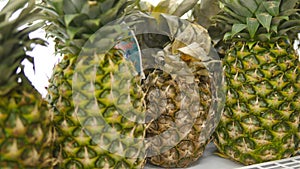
[0,0,46,94]
[43,0,139,56]
[214,0,300,43]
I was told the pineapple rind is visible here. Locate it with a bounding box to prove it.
[0,0,52,168]
[214,41,300,165]
[47,50,147,169]
[213,0,300,165]
[132,12,224,168]
[0,86,53,169]
[44,0,147,168]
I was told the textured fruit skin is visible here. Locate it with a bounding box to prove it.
[211,0,300,165]
[130,12,223,168]
[143,68,211,168]
[43,0,147,168]
[214,41,300,165]
[0,85,53,169]
[0,0,53,168]
[47,50,147,169]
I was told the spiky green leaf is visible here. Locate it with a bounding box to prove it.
[99,0,128,25]
[70,0,85,12]
[255,0,263,5]
[16,0,36,19]
[224,32,232,40]
[43,0,138,55]
[16,14,47,31]
[280,9,300,16]
[47,0,64,15]
[63,0,79,14]
[240,0,258,13]
[278,19,300,39]
[256,13,272,32]
[263,1,280,16]
[1,0,27,17]
[257,33,271,41]
[231,23,247,37]
[223,0,253,17]
[272,15,289,26]
[279,20,300,30]
[17,22,45,39]
[214,14,241,25]
[64,14,81,27]
[247,18,260,38]
[83,19,101,31]
[0,0,46,86]
[255,1,266,14]
[66,26,83,40]
[281,0,299,11]
[26,55,34,66]
[271,25,278,33]
[223,6,245,23]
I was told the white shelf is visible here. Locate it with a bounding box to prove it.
[238,156,300,169]
[145,143,300,169]
[145,143,243,169]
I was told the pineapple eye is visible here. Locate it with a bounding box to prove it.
[244,55,259,65]
[272,122,290,133]
[261,110,281,121]
[241,115,261,127]
[252,129,273,141]
[235,137,256,150]
[289,111,300,124]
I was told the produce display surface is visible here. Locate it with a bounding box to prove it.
[145,143,242,169]
[238,156,300,169]
[146,143,300,169]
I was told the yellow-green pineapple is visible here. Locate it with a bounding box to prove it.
[293,0,300,154]
[214,0,300,165]
[43,0,147,168]
[0,0,52,168]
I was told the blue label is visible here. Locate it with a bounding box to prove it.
[115,27,144,78]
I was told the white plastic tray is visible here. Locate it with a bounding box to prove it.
[145,143,243,169]
[145,143,300,169]
[237,156,300,169]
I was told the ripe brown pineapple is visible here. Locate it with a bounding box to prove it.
[127,12,224,168]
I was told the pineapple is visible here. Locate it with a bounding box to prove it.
[293,0,300,154]
[130,13,224,168]
[43,0,147,168]
[0,0,52,168]
[213,0,300,165]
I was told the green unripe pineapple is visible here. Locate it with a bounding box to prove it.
[44,0,147,168]
[213,0,300,165]
[0,0,52,168]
